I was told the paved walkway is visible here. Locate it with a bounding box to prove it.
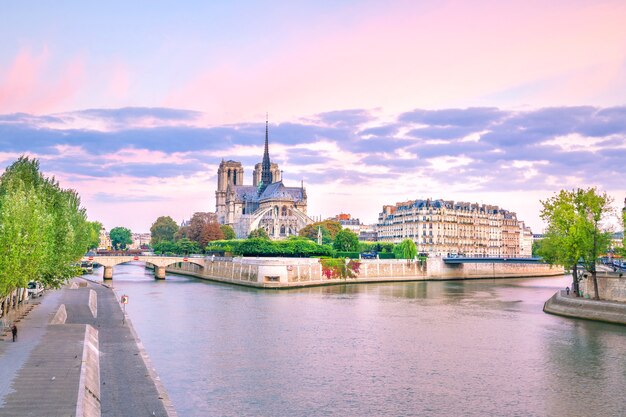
[0,289,65,406]
[0,279,175,416]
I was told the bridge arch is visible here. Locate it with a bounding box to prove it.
[83,255,205,280]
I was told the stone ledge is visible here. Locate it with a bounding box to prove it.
[76,324,100,417]
[544,290,626,325]
[88,289,97,318]
[50,304,67,324]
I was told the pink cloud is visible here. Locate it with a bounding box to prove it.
[0,47,48,111]
[0,47,84,114]
[31,57,85,114]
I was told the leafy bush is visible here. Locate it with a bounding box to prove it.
[378,252,396,259]
[207,237,333,257]
[335,251,360,259]
[320,258,361,279]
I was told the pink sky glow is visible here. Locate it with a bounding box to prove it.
[0,1,625,233]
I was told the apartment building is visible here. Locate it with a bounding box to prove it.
[377,198,526,257]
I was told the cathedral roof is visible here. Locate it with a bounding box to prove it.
[232,185,259,202]
[259,181,305,202]
[229,181,305,203]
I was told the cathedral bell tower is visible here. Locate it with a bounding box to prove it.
[215,160,243,223]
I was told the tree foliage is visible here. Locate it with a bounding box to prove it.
[320,258,361,279]
[393,239,417,260]
[248,228,270,239]
[332,229,359,252]
[110,227,132,250]
[358,241,395,253]
[539,188,613,298]
[174,225,189,241]
[206,237,333,257]
[220,224,236,240]
[299,220,342,241]
[200,221,224,246]
[187,212,217,243]
[150,216,179,245]
[84,221,102,250]
[0,157,96,296]
[153,238,200,255]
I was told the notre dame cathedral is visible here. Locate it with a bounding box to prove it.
[215,119,312,239]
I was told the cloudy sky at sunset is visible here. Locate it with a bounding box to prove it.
[1,1,625,232]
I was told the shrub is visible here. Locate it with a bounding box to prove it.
[320,258,361,279]
[335,251,360,259]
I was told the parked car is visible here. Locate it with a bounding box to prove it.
[27,281,44,298]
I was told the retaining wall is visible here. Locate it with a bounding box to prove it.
[167,257,562,288]
[580,272,626,302]
[544,290,626,325]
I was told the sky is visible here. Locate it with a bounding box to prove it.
[1,0,625,233]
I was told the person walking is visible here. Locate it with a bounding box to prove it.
[11,324,17,342]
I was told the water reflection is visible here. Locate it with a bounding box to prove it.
[96,264,626,417]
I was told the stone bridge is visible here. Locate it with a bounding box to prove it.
[82,255,205,279]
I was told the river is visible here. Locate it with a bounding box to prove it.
[97,263,626,417]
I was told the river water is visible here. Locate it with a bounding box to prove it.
[98,263,626,417]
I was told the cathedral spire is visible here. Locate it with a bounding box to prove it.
[260,113,272,193]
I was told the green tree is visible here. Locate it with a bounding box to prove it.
[175,238,200,255]
[0,180,49,296]
[153,241,177,255]
[174,225,190,241]
[86,221,103,250]
[0,157,93,299]
[150,216,179,245]
[220,224,236,240]
[394,239,417,262]
[248,228,270,239]
[333,229,359,252]
[110,227,132,250]
[573,189,613,299]
[531,239,544,257]
[539,188,613,299]
[299,220,342,241]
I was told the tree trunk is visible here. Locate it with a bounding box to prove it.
[592,270,600,300]
[572,264,579,296]
[591,223,599,300]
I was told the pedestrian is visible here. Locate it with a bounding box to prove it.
[11,324,17,342]
[566,286,570,295]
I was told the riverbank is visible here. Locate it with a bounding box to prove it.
[543,290,626,325]
[164,257,562,289]
[0,278,177,416]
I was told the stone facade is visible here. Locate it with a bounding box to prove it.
[581,272,626,302]
[167,257,562,288]
[518,221,534,258]
[215,120,312,239]
[98,227,111,250]
[377,199,529,257]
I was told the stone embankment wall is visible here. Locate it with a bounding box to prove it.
[544,290,626,325]
[167,257,562,288]
[580,271,626,302]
